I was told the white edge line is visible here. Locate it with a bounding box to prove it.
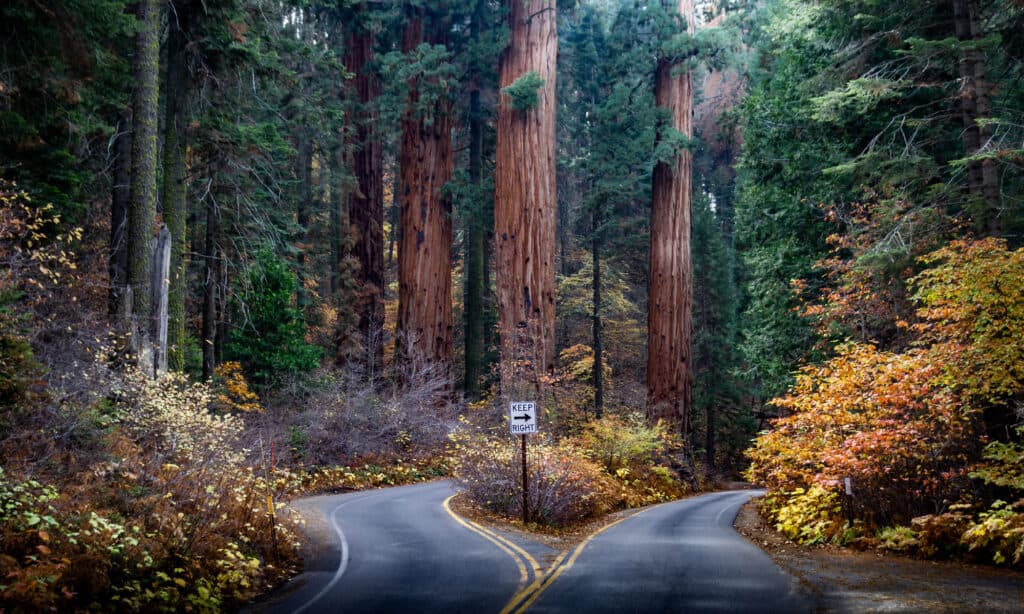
[291,493,374,614]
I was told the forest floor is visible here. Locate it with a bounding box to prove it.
[734,502,1024,613]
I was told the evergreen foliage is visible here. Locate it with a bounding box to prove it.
[501,70,545,112]
[227,250,322,386]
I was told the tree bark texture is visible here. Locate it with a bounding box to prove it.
[952,0,1000,234]
[202,195,220,381]
[592,207,604,419]
[464,85,486,400]
[127,0,161,346]
[329,162,341,295]
[161,9,190,371]
[109,108,131,319]
[345,24,385,374]
[333,137,362,365]
[647,0,695,433]
[397,12,454,381]
[296,134,313,309]
[495,0,558,392]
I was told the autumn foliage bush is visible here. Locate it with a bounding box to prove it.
[572,412,688,506]
[0,365,303,611]
[450,429,612,525]
[748,239,1024,565]
[451,411,687,526]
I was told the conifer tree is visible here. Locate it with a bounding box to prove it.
[647,0,696,432]
[126,0,161,368]
[396,3,455,380]
[494,0,558,392]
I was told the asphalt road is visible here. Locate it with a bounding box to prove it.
[518,489,810,614]
[255,483,808,614]
[255,481,548,614]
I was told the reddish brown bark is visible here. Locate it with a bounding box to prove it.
[952,0,1000,234]
[494,0,558,391]
[397,12,454,381]
[647,0,696,433]
[343,24,385,373]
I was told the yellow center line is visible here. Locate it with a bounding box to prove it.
[510,506,658,614]
[442,495,531,593]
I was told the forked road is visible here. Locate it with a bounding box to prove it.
[254,482,809,614]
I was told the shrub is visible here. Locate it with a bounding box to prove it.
[212,361,263,414]
[960,499,1024,565]
[291,365,457,464]
[573,412,687,506]
[762,485,846,544]
[909,509,972,558]
[227,249,322,387]
[748,239,1024,564]
[0,364,303,612]
[450,430,612,525]
[876,526,919,553]
[576,412,670,472]
[747,343,978,525]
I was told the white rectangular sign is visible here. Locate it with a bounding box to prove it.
[509,401,538,435]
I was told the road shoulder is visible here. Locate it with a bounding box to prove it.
[734,501,1024,613]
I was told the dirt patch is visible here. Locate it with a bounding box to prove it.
[734,502,1024,613]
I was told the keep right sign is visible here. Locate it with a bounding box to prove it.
[509,401,538,435]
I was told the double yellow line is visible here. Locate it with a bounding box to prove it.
[443,496,542,597]
[443,495,654,614]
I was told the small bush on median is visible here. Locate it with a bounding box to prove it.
[572,413,688,507]
[450,429,612,526]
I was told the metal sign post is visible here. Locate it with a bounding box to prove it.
[510,401,538,523]
[521,434,528,524]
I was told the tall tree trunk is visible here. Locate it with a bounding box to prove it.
[495,0,558,394]
[109,108,131,319]
[952,0,1000,234]
[296,134,313,309]
[483,225,496,351]
[647,0,695,434]
[202,195,220,381]
[397,10,455,382]
[329,161,341,295]
[344,23,385,374]
[162,7,190,371]
[592,206,604,419]
[464,85,486,400]
[333,138,361,364]
[387,171,399,269]
[127,0,161,360]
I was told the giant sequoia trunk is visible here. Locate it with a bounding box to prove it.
[396,11,454,382]
[343,23,385,374]
[126,0,161,362]
[647,0,696,433]
[494,0,558,392]
[161,6,190,371]
[952,0,1000,234]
